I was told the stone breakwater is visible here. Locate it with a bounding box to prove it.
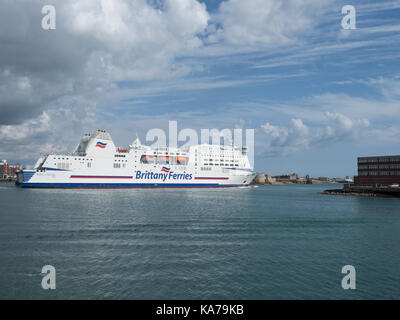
[320,186,400,197]
[320,189,381,197]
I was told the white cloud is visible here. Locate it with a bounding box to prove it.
[210,0,332,48]
[0,0,210,124]
[65,0,210,83]
[243,77,400,125]
[1,0,399,166]
[260,113,370,156]
[357,0,400,13]
[0,100,96,163]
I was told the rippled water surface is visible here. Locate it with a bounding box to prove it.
[0,182,399,299]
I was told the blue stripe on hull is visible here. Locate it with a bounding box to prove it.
[17,182,247,188]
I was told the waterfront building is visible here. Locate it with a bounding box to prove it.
[0,160,22,179]
[354,155,400,186]
[273,173,299,182]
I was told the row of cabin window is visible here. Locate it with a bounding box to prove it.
[203,163,239,167]
[152,152,185,156]
[198,156,238,159]
[56,163,70,170]
[56,162,92,169]
[53,157,93,161]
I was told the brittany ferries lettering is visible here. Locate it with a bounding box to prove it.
[136,170,193,182]
[16,130,256,188]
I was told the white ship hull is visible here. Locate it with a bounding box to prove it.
[16,130,256,189]
[17,168,255,188]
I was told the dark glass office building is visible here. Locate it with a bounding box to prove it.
[354,155,400,186]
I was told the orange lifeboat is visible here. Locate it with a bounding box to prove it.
[176,157,188,164]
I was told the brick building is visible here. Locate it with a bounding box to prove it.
[354,155,400,186]
[0,160,22,179]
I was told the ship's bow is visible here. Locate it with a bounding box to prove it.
[15,170,35,187]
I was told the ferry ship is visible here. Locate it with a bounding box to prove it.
[16,130,256,188]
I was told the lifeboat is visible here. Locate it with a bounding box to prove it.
[140,155,156,163]
[118,147,128,153]
[141,155,155,159]
[176,157,188,164]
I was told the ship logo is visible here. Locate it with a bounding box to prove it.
[161,167,170,173]
[96,141,107,149]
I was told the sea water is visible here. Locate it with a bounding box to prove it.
[0,183,399,299]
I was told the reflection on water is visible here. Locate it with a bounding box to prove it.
[0,182,399,299]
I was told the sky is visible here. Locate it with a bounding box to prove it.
[1,0,400,177]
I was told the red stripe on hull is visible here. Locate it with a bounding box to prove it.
[70,176,133,179]
[195,178,229,180]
